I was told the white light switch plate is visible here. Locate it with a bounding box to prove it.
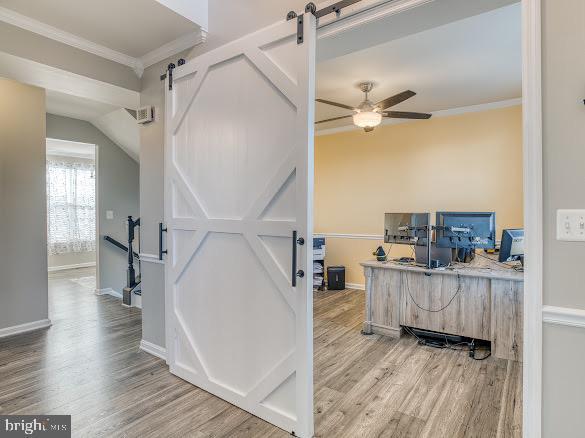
[106,210,114,220]
[557,209,585,241]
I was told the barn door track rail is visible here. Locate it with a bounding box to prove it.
[287,0,362,44]
[162,1,363,88]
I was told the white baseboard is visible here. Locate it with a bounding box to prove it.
[346,282,365,290]
[140,339,167,361]
[0,318,52,338]
[132,293,142,309]
[543,305,585,329]
[99,288,142,309]
[48,261,96,272]
[95,288,122,299]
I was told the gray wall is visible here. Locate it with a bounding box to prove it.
[0,79,48,330]
[542,0,585,438]
[542,0,585,436]
[46,114,139,294]
[139,50,190,348]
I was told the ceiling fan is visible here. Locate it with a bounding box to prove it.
[316,82,432,132]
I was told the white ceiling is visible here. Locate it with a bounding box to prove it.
[315,3,521,131]
[0,0,199,58]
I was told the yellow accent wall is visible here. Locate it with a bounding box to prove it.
[314,105,523,286]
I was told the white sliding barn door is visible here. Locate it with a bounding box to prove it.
[164,14,315,438]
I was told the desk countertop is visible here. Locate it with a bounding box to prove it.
[361,253,524,282]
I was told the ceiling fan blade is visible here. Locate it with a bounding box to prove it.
[384,111,432,120]
[315,115,353,124]
[375,90,416,110]
[316,99,355,111]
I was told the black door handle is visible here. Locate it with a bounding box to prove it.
[159,223,167,260]
[291,231,305,287]
[292,231,298,287]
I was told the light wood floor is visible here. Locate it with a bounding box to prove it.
[0,268,521,437]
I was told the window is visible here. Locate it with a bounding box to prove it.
[46,158,96,255]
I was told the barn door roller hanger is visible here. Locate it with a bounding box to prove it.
[163,0,363,88]
[287,0,362,44]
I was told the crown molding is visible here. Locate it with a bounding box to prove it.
[0,6,206,77]
[315,97,522,136]
[0,6,142,74]
[141,29,206,69]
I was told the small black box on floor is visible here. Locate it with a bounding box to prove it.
[327,266,345,290]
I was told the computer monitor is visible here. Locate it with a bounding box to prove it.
[435,212,496,250]
[499,229,524,262]
[384,213,430,246]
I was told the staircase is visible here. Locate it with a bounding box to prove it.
[104,216,141,307]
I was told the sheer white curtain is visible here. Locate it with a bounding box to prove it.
[46,158,96,255]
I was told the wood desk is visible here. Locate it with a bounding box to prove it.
[361,255,523,361]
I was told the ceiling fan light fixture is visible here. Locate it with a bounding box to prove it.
[352,111,382,129]
[315,83,429,129]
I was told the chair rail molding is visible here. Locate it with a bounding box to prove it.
[314,232,383,240]
[543,306,585,329]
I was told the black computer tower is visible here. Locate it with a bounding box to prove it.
[327,266,345,290]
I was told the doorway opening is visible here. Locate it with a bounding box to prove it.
[158,0,541,435]
[46,138,98,295]
[312,2,523,437]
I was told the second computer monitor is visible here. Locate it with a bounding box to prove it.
[435,211,496,250]
[499,229,524,262]
[384,212,430,246]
